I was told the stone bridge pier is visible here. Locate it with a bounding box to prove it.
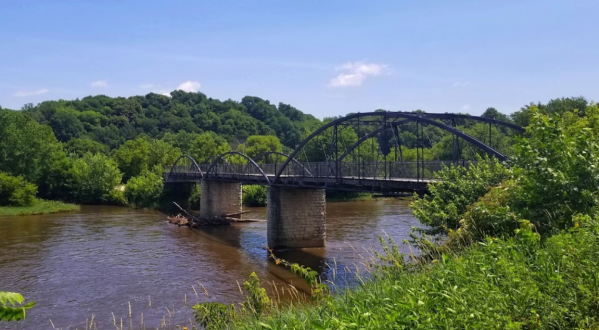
[267,186,326,249]
[198,180,326,249]
[199,179,242,219]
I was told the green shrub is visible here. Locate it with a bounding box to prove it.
[67,153,122,204]
[410,156,508,236]
[0,172,38,206]
[242,185,267,207]
[125,169,164,208]
[509,106,599,233]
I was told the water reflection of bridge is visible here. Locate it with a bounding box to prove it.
[165,111,523,249]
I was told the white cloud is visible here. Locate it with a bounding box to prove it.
[176,80,201,92]
[462,104,471,110]
[453,81,470,87]
[329,61,388,87]
[91,80,108,88]
[14,88,49,97]
[140,83,154,89]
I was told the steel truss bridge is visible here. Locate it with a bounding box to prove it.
[165,111,524,195]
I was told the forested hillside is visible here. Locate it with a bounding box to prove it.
[0,91,590,209]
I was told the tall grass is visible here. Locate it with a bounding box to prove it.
[0,199,79,216]
[229,218,599,329]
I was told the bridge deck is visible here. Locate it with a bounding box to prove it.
[166,173,433,193]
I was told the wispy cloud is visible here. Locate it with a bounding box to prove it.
[453,81,470,87]
[176,80,201,92]
[91,80,108,88]
[462,104,471,110]
[144,80,202,97]
[14,88,49,97]
[329,61,388,87]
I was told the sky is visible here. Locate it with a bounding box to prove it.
[0,0,597,118]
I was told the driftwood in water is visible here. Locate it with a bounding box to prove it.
[225,210,251,218]
[225,217,266,223]
[167,214,189,226]
[171,202,229,227]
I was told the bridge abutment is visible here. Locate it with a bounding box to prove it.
[200,180,242,219]
[267,186,326,249]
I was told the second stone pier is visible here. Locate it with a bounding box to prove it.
[200,180,242,219]
[267,186,326,249]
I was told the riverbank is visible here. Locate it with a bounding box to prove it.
[223,219,599,329]
[0,199,79,216]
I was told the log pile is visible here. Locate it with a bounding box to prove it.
[167,214,189,226]
[167,202,265,227]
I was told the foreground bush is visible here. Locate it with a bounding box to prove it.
[412,105,599,247]
[410,156,508,236]
[230,218,599,329]
[0,292,35,322]
[0,172,37,206]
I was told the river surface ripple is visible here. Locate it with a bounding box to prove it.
[0,200,419,330]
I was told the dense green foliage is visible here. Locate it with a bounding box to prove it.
[411,100,599,248]
[113,137,181,182]
[0,172,37,206]
[231,218,599,329]
[0,93,589,213]
[410,157,509,236]
[23,93,318,150]
[125,169,164,209]
[68,153,124,204]
[0,292,35,322]
[0,92,320,207]
[242,185,267,207]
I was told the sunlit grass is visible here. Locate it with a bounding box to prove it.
[0,199,79,216]
[229,220,599,329]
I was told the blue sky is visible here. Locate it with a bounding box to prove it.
[1,0,597,118]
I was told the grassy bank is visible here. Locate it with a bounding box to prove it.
[209,219,599,329]
[0,199,79,216]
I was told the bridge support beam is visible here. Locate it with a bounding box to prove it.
[200,180,242,219]
[267,187,326,249]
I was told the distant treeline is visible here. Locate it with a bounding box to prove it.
[0,91,590,208]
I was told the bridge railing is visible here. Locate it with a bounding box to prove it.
[270,160,474,180]
[169,160,475,183]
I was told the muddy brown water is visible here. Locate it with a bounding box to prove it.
[0,200,419,329]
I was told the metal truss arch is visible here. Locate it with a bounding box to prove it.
[169,154,204,179]
[273,111,523,183]
[253,151,313,177]
[206,151,271,184]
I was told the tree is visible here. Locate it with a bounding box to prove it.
[0,109,60,183]
[125,168,164,209]
[64,138,109,156]
[0,173,37,206]
[48,110,85,142]
[113,138,181,182]
[113,138,151,182]
[481,107,511,123]
[189,133,231,163]
[67,153,123,204]
[244,135,283,159]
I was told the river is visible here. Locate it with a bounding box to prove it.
[0,199,419,330]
